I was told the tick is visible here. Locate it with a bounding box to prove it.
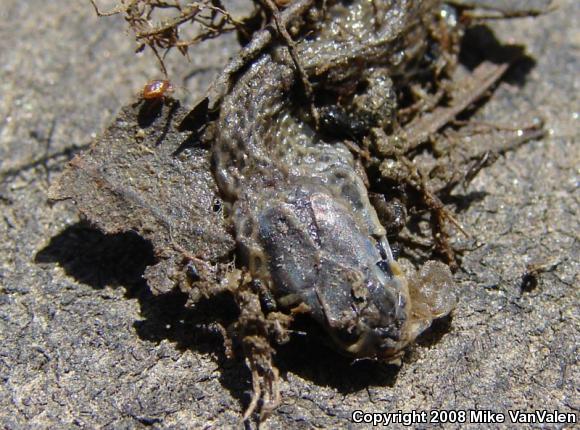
[142,79,174,101]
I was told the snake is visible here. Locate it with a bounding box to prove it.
[212,0,456,360]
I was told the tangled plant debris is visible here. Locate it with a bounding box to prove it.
[51,0,551,423]
[89,0,248,74]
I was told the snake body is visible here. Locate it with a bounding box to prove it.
[213,0,455,358]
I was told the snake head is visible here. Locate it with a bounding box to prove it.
[256,184,456,360]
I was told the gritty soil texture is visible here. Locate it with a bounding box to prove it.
[0,1,578,429]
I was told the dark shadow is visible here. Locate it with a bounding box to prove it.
[177,97,210,132]
[35,222,237,348]
[459,25,536,87]
[414,314,454,348]
[275,316,401,393]
[172,130,206,157]
[153,100,180,147]
[236,8,267,48]
[137,100,164,128]
[175,97,213,155]
[134,290,239,356]
[441,190,489,212]
[36,224,413,416]
[134,98,182,146]
[36,223,249,404]
[35,223,155,291]
[520,272,538,293]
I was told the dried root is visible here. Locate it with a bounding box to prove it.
[229,277,292,422]
[242,335,280,422]
[369,56,546,269]
[90,0,247,75]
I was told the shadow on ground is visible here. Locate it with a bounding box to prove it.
[35,223,409,412]
[459,25,536,86]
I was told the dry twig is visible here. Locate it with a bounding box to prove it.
[90,0,246,75]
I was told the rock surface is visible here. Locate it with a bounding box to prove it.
[0,0,577,428]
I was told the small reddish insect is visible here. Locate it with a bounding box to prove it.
[142,79,174,101]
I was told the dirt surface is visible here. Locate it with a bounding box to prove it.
[0,1,578,429]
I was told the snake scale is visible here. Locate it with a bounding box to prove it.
[212,0,456,360]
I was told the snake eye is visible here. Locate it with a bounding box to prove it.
[376,260,393,277]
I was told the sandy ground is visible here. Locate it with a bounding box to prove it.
[0,0,578,428]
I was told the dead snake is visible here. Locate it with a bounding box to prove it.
[213,0,456,360]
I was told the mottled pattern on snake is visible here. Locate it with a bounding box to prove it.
[213,0,456,359]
